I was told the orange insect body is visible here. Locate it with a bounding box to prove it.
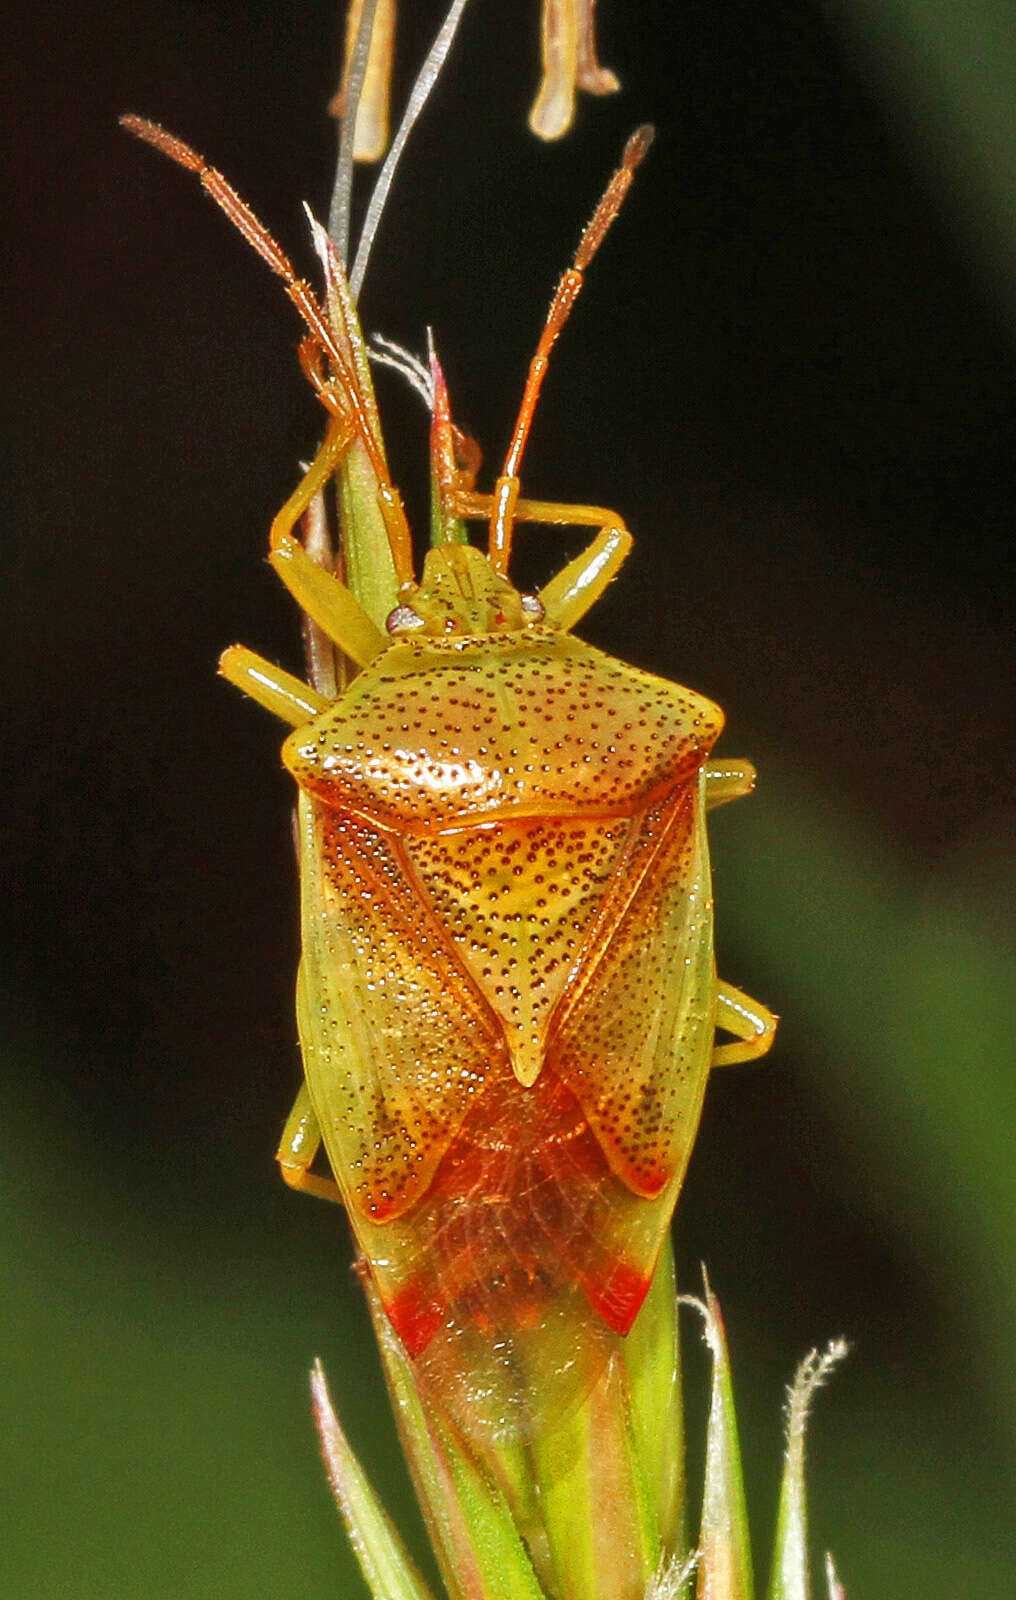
[286,562,724,1362]
[122,109,775,1438]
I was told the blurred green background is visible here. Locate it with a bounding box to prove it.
[4,2,1013,1595]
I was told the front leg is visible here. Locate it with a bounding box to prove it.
[449,486,633,629]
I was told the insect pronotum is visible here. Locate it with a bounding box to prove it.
[122,111,776,1440]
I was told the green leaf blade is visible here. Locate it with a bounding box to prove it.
[683,1285,754,1600]
[311,1360,438,1600]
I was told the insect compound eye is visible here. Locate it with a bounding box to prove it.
[386,604,426,634]
[519,593,545,622]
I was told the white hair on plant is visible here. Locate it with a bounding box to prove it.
[368,334,434,408]
[644,1549,700,1600]
[785,1339,850,1456]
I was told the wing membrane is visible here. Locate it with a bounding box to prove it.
[346,1049,667,1440]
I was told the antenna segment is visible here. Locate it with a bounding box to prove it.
[488,124,654,576]
[120,114,415,589]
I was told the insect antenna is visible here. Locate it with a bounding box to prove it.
[119,113,416,589]
[488,124,654,576]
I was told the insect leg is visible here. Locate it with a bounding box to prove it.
[712,980,778,1067]
[537,524,632,629]
[219,646,327,724]
[704,760,757,810]
[269,410,355,553]
[277,1081,345,1206]
[450,488,633,629]
[269,537,387,667]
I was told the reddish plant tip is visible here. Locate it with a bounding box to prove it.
[119,113,205,174]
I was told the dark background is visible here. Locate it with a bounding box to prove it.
[3,2,1014,1595]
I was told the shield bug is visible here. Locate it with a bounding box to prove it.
[122,113,775,1441]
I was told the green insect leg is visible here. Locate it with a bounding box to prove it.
[704,760,756,810]
[277,1080,345,1206]
[446,485,633,629]
[712,980,777,1067]
[269,536,387,667]
[219,646,327,725]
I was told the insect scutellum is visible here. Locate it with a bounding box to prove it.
[120,114,653,687]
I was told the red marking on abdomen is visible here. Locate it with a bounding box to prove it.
[378,1060,657,1356]
[383,1286,446,1358]
[584,1260,652,1335]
